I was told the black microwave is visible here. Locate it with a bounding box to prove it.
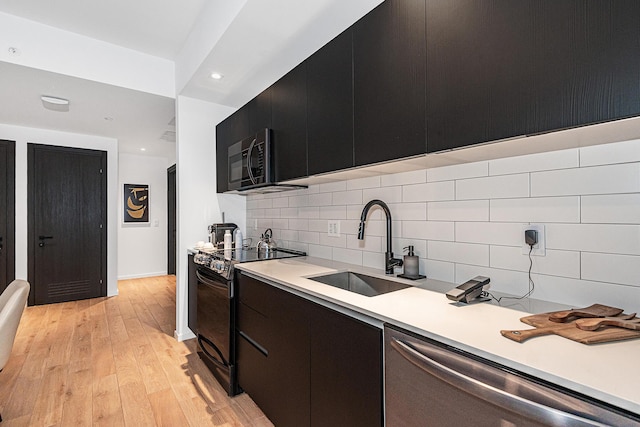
[228,129,272,191]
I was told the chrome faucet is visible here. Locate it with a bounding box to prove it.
[358,199,403,274]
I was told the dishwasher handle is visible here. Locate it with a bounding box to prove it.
[390,338,608,427]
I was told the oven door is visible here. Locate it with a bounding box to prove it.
[195,266,237,395]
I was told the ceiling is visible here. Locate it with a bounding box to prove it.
[0,0,383,160]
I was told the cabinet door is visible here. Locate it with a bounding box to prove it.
[426,0,536,153]
[248,88,272,134]
[215,107,249,193]
[529,0,640,133]
[271,63,308,182]
[353,0,427,166]
[236,274,310,427]
[307,28,354,175]
[310,306,382,427]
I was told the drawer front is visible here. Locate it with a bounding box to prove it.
[237,273,278,316]
[237,301,272,353]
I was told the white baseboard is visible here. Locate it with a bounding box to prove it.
[174,329,196,342]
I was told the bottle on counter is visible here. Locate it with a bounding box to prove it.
[224,229,233,260]
[234,228,243,250]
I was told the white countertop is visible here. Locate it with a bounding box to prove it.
[235,256,640,415]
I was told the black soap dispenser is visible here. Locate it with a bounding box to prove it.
[397,245,425,280]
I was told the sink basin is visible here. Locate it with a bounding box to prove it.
[308,271,410,297]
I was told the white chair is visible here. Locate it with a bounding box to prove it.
[0,280,30,423]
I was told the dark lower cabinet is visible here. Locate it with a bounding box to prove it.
[236,273,382,427]
[309,304,382,427]
[353,0,427,166]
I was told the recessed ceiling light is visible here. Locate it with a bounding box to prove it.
[41,95,69,112]
[140,148,146,152]
[210,72,224,80]
[8,47,20,56]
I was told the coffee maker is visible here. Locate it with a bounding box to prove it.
[208,223,237,249]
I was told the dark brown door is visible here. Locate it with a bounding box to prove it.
[167,164,176,275]
[28,144,107,305]
[0,140,16,293]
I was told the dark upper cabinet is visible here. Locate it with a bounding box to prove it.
[248,88,272,134]
[271,63,308,182]
[426,0,640,153]
[307,28,354,176]
[353,0,427,166]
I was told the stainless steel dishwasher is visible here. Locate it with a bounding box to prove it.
[384,325,640,427]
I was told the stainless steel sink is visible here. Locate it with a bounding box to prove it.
[308,271,410,297]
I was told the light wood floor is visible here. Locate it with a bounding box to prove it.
[0,275,273,426]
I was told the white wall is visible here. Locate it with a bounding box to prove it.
[247,138,640,314]
[174,95,245,340]
[117,153,171,279]
[0,123,119,297]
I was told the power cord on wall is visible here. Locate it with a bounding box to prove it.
[483,242,536,303]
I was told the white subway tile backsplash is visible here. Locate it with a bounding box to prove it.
[299,231,320,245]
[332,248,363,265]
[332,190,363,206]
[429,200,489,222]
[455,222,524,246]
[403,181,455,202]
[389,203,427,221]
[489,149,579,175]
[348,234,382,252]
[308,244,332,260]
[247,137,640,311]
[531,164,640,196]
[403,221,454,241]
[428,161,488,182]
[581,252,640,287]
[581,194,640,224]
[362,186,403,203]
[272,197,289,208]
[546,223,640,255]
[580,138,640,167]
[428,241,489,266]
[425,259,455,282]
[318,181,347,193]
[490,246,580,278]
[490,197,580,223]
[381,169,427,186]
[347,176,381,190]
[456,174,529,200]
[319,205,347,220]
[308,192,332,206]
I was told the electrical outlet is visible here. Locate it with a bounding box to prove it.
[522,224,546,256]
[328,220,341,237]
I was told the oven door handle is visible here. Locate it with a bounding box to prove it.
[198,334,229,368]
[390,339,606,426]
[196,269,230,293]
[246,137,257,185]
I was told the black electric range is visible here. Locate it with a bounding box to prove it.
[192,246,306,396]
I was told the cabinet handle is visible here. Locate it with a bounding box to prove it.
[391,339,606,426]
[197,334,228,367]
[246,137,257,185]
[38,235,54,247]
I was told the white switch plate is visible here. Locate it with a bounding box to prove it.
[522,224,546,256]
[328,220,341,237]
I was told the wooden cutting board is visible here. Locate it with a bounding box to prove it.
[505,311,640,344]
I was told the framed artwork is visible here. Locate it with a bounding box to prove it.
[124,184,149,223]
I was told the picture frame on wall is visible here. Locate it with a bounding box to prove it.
[123,183,149,223]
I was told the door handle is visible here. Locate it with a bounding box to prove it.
[38,235,53,247]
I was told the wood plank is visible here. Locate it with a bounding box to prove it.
[0,275,272,426]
